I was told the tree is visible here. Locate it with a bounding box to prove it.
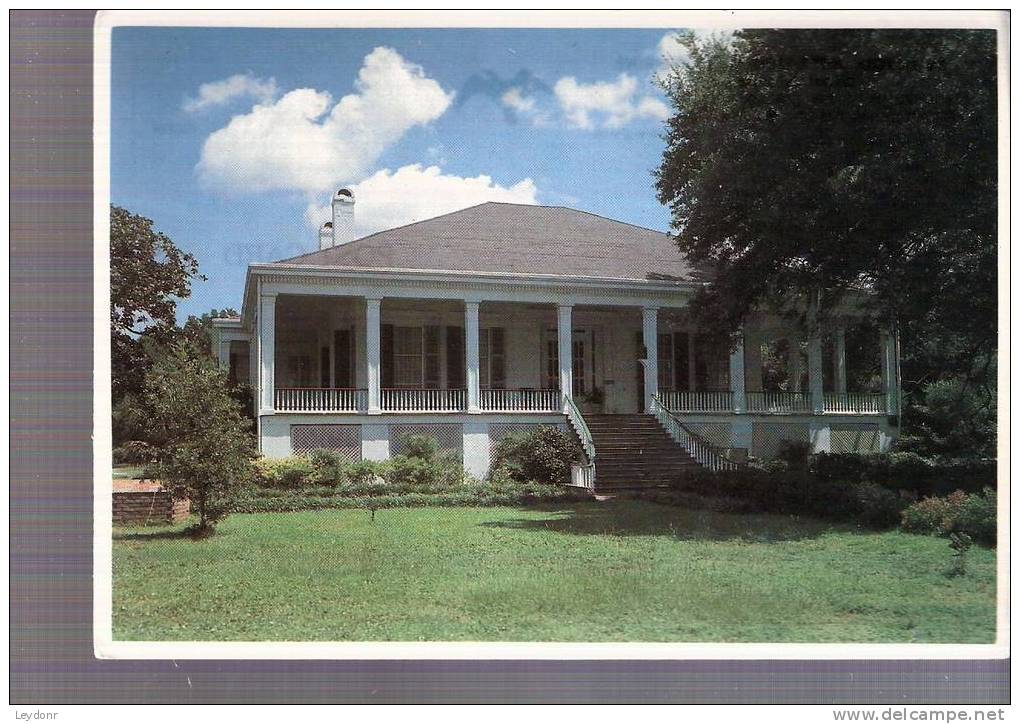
[656,29,997,450]
[180,307,239,360]
[143,344,256,536]
[111,205,204,397]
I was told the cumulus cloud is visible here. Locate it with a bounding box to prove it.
[655,29,735,82]
[183,73,278,113]
[553,73,669,130]
[304,163,538,237]
[196,47,454,194]
[500,87,549,126]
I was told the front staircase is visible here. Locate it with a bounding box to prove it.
[584,414,700,492]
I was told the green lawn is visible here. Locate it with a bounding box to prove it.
[113,465,146,479]
[112,501,997,642]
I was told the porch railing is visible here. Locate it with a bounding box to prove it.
[381,388,467,412]
[275,387,366,412]
[651,397,742,472]
[479,388,561,412]
[823,392,886,414]
[745,391,812,414]
[657,389,734,413]
[563,394,596,489]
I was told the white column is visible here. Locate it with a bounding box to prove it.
[642,306,659,413]
[557,304,573,412]
[365,297,382,414]
[216,336,230,370]
[729,331,746,413]
[465,300,481,413]
[808,328,825,414]
[834,325,847,394]
[258,293,277,413]
[881,329,898,415]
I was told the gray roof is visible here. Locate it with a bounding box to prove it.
[275,202,702,283]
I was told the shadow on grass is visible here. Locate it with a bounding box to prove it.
[113,527,193,542]
[482,500,853,543]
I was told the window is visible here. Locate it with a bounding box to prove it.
[390,325,441,388]
[546,338,559,390]
[479,328,506,389]
[694,333,730,391]
[572,338,586,396]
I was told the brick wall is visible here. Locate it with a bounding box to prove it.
[112,491,190,526]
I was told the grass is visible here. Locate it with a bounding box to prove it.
[113,465,146,479]
[112,500,997,642]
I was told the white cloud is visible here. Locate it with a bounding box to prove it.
[501,87,550,126]
[196,47,454,194]
[304,163,538,237]
[183,73,278,113]
[553,74,668,130]
[655,29,735,82]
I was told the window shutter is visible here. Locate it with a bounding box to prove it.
[381,324,394,388]
[446,326,465,388]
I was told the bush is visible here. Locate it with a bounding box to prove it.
[398,434,442,462]
[900,488,996,545]
[489,426,581,485]
[776,439,812,468]
[383,453,465,492]
[809,452,995,497]
[852,482,907,529]
[113,440,154,466]
[256,456,315,489]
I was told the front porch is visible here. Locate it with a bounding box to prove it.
[222,294,897,419]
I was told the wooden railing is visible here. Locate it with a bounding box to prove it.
[651,397,741,472]
[823,392,886,414]
[745,391,812,414]
[381,388,467,412]
[479,388,561,412]
[274,388,366,412]
[657,389,734,413]
[563,394,596,489]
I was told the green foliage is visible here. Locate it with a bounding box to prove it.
[899,378,997,458]
[810,452,995,497]
[489,426,581,484]
[142,344,256,534]
[900,488,996,545]
[948,532,974,577]
[656,29,997,454]
[852,483,905,529]
[776,439,812,468]
[383,454,465,491]
[397,434,442,462]
[113,440,154,466]
[110,205,205,399]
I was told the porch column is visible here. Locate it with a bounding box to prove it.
[365,296,382,414]
[465,300,481,413]
[834,325,847,394]
[729,331,746,414]
[258,292,277,413]
[557,304,573,412]
[216,335,230,370]
[881,328,898,416]
[808,327,825,415]
[642,306,659,413]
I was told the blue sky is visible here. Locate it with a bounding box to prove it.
[111,27,692,321]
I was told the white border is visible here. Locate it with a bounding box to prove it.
[93,9,1010,661]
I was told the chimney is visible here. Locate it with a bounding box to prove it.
[330,188,356,246]
[318,221,333,250]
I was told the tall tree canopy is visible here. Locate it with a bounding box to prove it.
[656,29,997,452]
[656,29,996,377]
[110,205,204,397]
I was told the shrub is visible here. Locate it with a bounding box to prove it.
[489,426,581,485]
[142,344,256,536]
[257,456,315,490]
[113,440,154,466]
[900,488,996,545]
[398,434,442,462]
[776,439,812,468]
[306,449,348,486]
[383,454,465,491]
[852,482,907,529]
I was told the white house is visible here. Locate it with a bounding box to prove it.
[213,189,900,491]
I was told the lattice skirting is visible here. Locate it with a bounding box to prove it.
[830,423,881,454]
[390,423,464,461]
[683,422,733,450]
[751,422,811,460]
[291,424,362,462]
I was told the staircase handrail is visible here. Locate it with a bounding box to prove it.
[651,395,745,472]
[563,394,596,465]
